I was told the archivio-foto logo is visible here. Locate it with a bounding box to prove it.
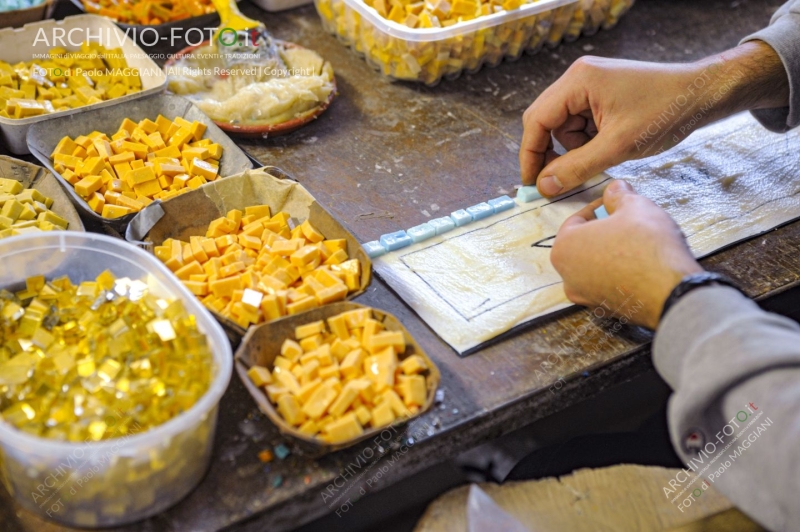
[216,28,261,47]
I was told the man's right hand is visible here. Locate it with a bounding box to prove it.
[520,41,789,197]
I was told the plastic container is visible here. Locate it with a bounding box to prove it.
[0,232,232,528]
[314,0,635,85]
[0,15,167,155]
[563,0,631,40]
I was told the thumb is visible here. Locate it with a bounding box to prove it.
[536,133,624,197]
[603,179,637,214]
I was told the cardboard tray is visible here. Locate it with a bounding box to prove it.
[66,0,241,55]
[234,302,441,455]
[124,167,373,343]
[0,15,167,154]
[0,155,85,233]
[26,93,254,234]
[68,0,221,29]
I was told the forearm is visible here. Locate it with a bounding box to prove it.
[654,286,800,530]
[741,0,800,131]
[664,41,791,144]
[693,41,790,121]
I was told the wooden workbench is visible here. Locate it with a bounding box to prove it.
[2,0,799,530]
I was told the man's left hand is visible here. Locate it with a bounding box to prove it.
[551,180,703,329]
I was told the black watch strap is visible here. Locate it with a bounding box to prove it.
[660,272,743,322]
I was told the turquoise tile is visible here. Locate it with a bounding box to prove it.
[488,195,515,214]
[380,230,413,251]
[407,223,436,243]
[466,202,493,221]
[517,186,543,203]
[450,209,473,227]
[363,240,387,258]
[429,217,456,235]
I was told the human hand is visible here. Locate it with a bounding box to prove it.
[520,42,789,197]
[550,180,703,329]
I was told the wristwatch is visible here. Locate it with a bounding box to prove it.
[660,272,743,322]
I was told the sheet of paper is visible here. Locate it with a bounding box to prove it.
[374,113,800,354]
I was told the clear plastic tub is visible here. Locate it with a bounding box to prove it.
[0,15,167,155]
[314,0,635,85]
[0,232,232,528]
[564,0,631,40]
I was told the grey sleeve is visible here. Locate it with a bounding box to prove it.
[741,0,800,132]
[653,286,800,532]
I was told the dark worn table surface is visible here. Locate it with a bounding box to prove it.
[3,0,800,530]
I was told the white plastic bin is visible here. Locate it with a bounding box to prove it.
[314,0,635,85]
[0,15,167,154]
[0,232,232,527]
